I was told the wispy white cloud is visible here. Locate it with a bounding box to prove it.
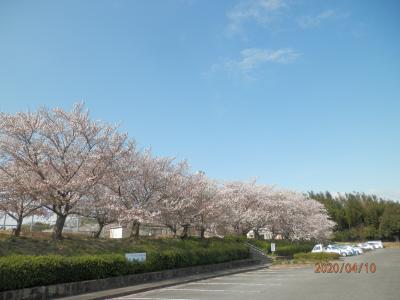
[227,0,286,35]
[210,48,301,78]
[233,48,300,70]
[297,9,350,29]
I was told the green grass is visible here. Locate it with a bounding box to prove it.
[293,252,340,262]
[0,234,247,257]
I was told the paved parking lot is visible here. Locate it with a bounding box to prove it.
[111,248,399,300]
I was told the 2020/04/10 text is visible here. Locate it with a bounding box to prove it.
[314,262,377,273]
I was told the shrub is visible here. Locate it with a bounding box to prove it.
[223,235,247,243]
[293,252,340,262]
[0,254,130,291]
[0,242,249,291]
[274,244,314,257]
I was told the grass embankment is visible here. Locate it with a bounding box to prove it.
[0,235,249,291]
[0,233,239,256]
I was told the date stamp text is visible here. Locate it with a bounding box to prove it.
[314,262,377,273]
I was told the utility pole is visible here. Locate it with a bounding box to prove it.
[30,215,34,232]
[2,214,6,230]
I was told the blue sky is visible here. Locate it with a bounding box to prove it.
[0,0,399,200]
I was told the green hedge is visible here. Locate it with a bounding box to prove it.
[274,244,314,257]
[293,252,340,261]
[0,243,249,291]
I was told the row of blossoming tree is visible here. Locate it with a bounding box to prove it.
[0,104,335,240]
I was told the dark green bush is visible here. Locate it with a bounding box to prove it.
[0,254,130,291]
[293,252,340,261]
[0,242,249,291]
[274,244,314,257]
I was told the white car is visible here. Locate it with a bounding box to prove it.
[326,245,348,257]
[358,243,374,250]
[311,244,325,253]
[334,245,355,256]
[368,241,384,249]
[339,245,358,255]
[351,245,363,254]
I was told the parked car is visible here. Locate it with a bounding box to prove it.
[326,244,348,256]
[357,243,374,250]
[368,241,384,248]
[311,243,362,256]
[340,245,359,255]
[351,245,364,254]
[311,244,325,253]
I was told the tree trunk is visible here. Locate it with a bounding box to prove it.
[181,224,190,239]
[241,227,248,236]
[200,227,205,239]
[234,223,241,235]
[52,214,67,240]
[14,216,23,237]
[130,220,140,239]
[254,228,260,239]
[94,222,105,238]
[167,225,177,237]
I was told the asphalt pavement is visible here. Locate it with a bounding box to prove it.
[111,248,399,300]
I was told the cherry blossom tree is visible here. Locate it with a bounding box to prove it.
[0,161,48,236]
[151,161,197,238]
[218,181,335,240]
[0,193,47,237]
[77,184,122,238]
[0,104,131,239]
[257,188,335,241]
[219,180,263,235]
[114,150,180,238]
[189,172,222,238]
[0,103,335,242]
[277,191,335,241]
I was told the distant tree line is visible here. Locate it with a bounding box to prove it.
[309,192,400,241]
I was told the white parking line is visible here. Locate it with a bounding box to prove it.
[115,298,195,300]
[165,288,260,293]
[243,274,294,276]
[190,282,266,286]
[244,271,294,274]
[231,273,299,277]
[166,288,225,292]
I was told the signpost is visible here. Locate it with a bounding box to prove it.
[125,252,146,263]
[110,226,123,239]
[271,243,276,253]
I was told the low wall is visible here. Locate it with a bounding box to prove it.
[0,258,263,300]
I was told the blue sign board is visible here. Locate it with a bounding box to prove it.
[125,252,146,262]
